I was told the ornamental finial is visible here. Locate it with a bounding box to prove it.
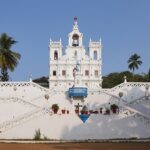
[124,76,127,83]
[29,74,32,82]
[74,16,77,21]
[74,17,78,25]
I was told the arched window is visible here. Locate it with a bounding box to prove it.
[85,70,89,76]
[93,51,97,60]
[95,70,98,77]
[54,51,58,60]
[72,34,79,47]
[62,70,66,76]
[53,70,56,76]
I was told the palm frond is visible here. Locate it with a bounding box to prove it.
[0,33,21,80]
[127,53,142,73]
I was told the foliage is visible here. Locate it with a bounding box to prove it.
[43,135,49,140]
[33,76,49,88]
[0,33,21,81]
[82,105,88,112]
[110,104,119,110]
[33,76,48,83]
[110,104,119,114]
[52,104,59,111]
[33,129,41,140]
[128,53,142,73]
[102,71,131,88]
[81,105,88,114]
[102,70,148,88]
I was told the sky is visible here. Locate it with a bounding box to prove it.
[0,0,150,81]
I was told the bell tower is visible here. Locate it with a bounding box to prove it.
[49,38,62,61]
[89,38,102,60]
[68,17,83,47]
[66,17,86,61]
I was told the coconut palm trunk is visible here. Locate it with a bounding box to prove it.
[1,65,9,81]
[148,69,150,82]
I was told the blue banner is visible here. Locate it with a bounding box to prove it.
[69,87,88,97]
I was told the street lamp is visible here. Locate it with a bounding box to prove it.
[145,84,149,99]
[118,92,123,107]
[119,92,123,98]
[45,94,49,100]
[13,86,17,91]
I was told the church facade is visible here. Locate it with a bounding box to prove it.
[49,18,102,90]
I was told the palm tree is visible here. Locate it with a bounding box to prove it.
[128,53,142,80]
[148,68,150,82]
[0,33,21,81]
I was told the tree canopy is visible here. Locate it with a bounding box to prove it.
[0,33,21,81]
[128,53,142,73]
[102,71,148,88]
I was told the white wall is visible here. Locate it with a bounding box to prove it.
[0,81,150,140]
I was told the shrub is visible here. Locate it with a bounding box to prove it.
[52,104,59,113]
[33,129,41,140]
[43,135,49,140]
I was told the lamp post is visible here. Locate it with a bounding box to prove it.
[13,86,17,91]
[45,94,49,100]
[145,85,149,99]
[118,92,123,109]
[124,76,127,83]
[13,86,17,99]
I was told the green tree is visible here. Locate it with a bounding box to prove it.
[0,33,21,81]
[102,71,147,88]
[128,53,142,80]
[102,71,132,88]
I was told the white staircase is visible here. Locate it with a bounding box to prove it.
[0,91,55,133]
[0,107,50,133]
[0,97,40,108]
[128,95,150,105]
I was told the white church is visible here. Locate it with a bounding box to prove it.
[49,17,102,90]
[0,18,150,140]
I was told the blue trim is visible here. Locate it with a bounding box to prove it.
[78,114,90,123]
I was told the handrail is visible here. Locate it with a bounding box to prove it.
[124,106,150,120]
[102,82,150,93]
[0,107,46,132]
[0,81,49,92]
[0,97,40,108]
[31,82,49,92]
[128,95,147,105]
[28,89,57,102]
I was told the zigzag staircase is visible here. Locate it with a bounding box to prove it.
[0,97,40,108]
[0,107,47,133]
[0,88,58,133]
[101,89,150,126]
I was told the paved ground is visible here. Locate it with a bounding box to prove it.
[0,142,150,150]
